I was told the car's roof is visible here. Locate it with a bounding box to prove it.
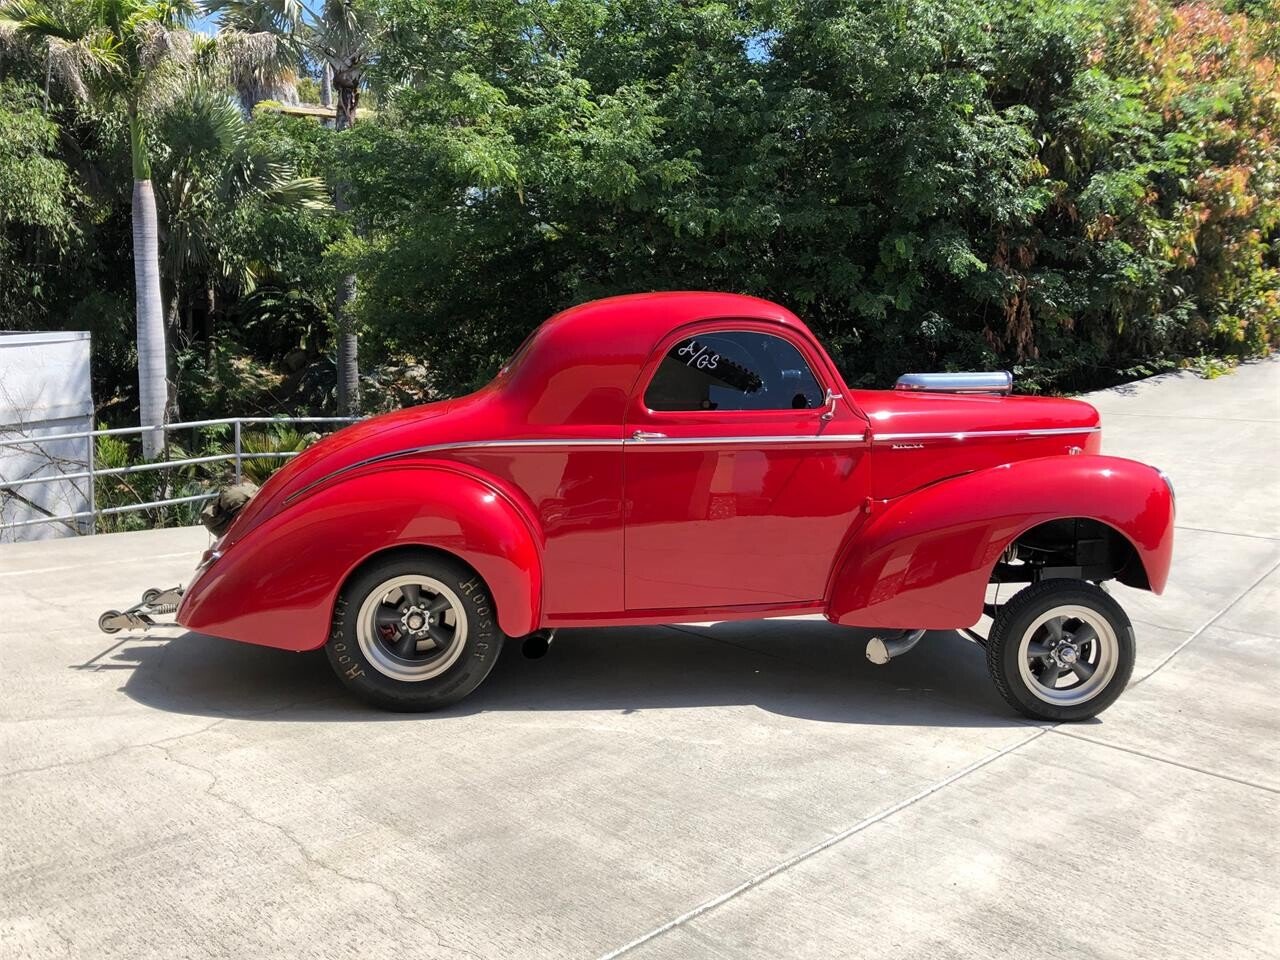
[501,291,816,427]
[543,291,809,343]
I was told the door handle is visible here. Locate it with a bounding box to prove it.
[630,431,668,442]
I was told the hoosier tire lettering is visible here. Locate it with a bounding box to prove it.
[324,553,506,712]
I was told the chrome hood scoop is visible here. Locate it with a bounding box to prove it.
[895,371,1012,395]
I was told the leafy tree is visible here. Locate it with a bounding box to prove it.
[340,0,1276,397]
[0,80,80,327]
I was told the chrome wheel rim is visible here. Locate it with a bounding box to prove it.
[1016,604,1119,706]
[356,575,467,682]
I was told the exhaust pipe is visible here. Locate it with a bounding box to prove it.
[866,629,926,665]
[521,629,556,659]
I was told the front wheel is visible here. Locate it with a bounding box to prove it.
[986,580,1135,722]
[326,553,506,711]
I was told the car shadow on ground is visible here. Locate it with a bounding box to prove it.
[84,618,1028,729]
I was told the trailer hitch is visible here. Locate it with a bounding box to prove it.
[97,585,185,634]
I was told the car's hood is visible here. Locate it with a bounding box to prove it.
[854,389,1100,438]
[850,389,1101,499]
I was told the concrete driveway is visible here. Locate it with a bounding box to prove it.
[2,360,1278,959]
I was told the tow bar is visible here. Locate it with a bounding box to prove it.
[97,585,185,634]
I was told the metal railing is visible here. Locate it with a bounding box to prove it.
[0,416,358,536]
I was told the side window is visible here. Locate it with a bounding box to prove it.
[644,331,825,412]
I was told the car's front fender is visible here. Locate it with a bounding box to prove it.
[825,455,1174,630]
[177,464,543,650]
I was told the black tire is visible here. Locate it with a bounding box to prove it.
[326,552,505,711]
[986,579,1135,722]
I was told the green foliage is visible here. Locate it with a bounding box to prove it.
[93,420,318,530]
[153,80,330,322]
[93,430,209,532]
[0,82,83,326]
[0,82,78,236]
[295,74,320,102]
[222,424,314,484]
[344,0,1279,396]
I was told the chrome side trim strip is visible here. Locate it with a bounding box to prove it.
[412,438,625,451]
[623,433,868,446]
[873,425,1101,442]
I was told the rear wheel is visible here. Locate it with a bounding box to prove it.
[986,580,1135,722]
[326,553,505,711]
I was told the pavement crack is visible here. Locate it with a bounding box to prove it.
[150,743,483,960]
[0,718,227,782]
[594,551,1280,959]
[1174,525,1280,542]
[1134,555,1280,686]
[1049,729,1280,796]
[664,623,798,666]
[0,695,344,782]
[595,728,1049,960]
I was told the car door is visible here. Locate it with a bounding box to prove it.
[622,322,870,612]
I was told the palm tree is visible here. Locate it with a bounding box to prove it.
[311,0,377,415]
[203,0,301,113]
[154,79,330,349]
[309,0,373,131]
[201,0,378,414]
[0,0,199,458]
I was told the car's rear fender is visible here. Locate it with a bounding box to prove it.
[825,455,1174,630]
[177,464,543,650]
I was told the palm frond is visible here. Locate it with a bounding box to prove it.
[161,78,243,160]
[120,0,195,34]
[203,0,300,34]
[150,72,331,303]
[134,19,193,71]
[0,1,81,43]
[308,0,375,65]
[263,175,330,211]
[210,25,287,75]
[0,0,126,100]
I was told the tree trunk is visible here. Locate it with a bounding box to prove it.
[334,177,359,415]
[333,78,361,415]
[334,77,358,132]
[334,272,359,415]
[203,284,216,343]
[132,178,169,459]
[320,64,333,107]
[167,292,181,337]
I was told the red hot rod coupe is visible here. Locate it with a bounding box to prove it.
[176,292,1174,721]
